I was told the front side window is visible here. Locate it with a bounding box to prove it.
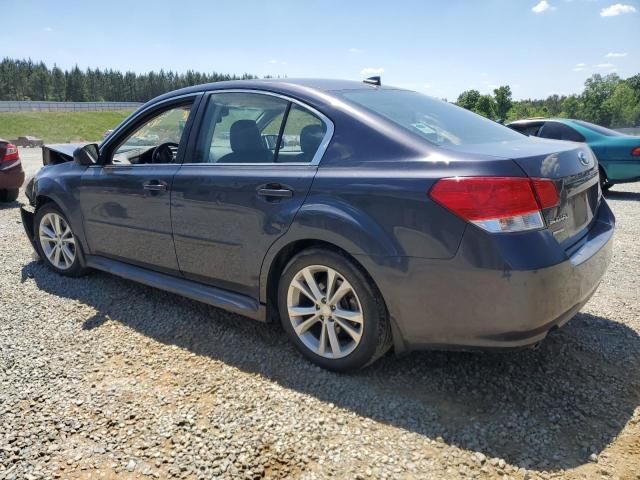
[112,103,192,165]
[194,93,328,164]
[338,89,523,147]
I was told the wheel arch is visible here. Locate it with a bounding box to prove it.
[32,180,90,255]
[261,238,407,354]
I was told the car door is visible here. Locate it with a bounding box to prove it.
[79,95,200,274]
[171,91,332,297]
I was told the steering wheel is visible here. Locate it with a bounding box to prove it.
[151,142,179,164]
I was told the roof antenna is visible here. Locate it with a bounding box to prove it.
[363,76,381,86]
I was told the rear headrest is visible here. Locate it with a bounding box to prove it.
[300,124,325,154]
[230,120,264,152]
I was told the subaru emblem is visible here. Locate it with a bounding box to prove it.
[578,151,590,167]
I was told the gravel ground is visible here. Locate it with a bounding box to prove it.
[1,148,639,480]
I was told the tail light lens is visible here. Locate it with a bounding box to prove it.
[2,143,20,162]
[631,147,640,157]
[429,177,559,233]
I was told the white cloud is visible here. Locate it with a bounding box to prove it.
[600,3,637,16]
[606,52,628,57]
[43,27,53,32]
[532,1,555,13]
[576,63,586,67]
[348,48,364,54]
[572,67,585,72]
[360,67,384,76]
[594,63,616,68]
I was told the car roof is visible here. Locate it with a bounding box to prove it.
[149,78,400,105]
[509,118,573,125]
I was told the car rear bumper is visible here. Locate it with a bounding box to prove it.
[362,200,615,352]
[0,163,25,190]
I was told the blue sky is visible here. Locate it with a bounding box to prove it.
[1,0,638,100]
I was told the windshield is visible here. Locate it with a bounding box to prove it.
[338,89,524,146]
[572,120,625,137]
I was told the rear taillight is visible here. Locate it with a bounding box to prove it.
[632,147,640,157]
[429,176,559,233]
[2,143,19,162]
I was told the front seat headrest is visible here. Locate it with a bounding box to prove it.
[230,120,264,152]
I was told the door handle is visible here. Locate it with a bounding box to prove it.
[143,181,168,192]
[257,187,293,198]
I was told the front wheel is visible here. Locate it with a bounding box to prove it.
[278,248,391,371]
[34,204,88,276]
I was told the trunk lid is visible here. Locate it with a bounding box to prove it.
[443,138,600,246]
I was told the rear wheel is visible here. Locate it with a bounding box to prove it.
[278,248,391,371]
[0,189,19,202]
[34,204,88,276]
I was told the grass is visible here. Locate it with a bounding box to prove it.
[0,110,133,143]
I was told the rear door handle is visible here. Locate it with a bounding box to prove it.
[257,187,293,199]
[143,180,168,192]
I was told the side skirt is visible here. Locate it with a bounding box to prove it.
[86,256,266,322]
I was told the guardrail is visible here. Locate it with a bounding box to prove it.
[0,101,142,112]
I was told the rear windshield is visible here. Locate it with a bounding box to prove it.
[338,89,523,146]
[572,120,625,137]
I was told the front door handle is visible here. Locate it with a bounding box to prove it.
[257,187,293,199]
[143,180,168,192]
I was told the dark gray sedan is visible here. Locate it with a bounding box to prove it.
[21,79,614,371]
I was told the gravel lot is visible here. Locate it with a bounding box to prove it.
[1,148,639,480]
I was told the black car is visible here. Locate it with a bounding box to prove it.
[21,79,614,371]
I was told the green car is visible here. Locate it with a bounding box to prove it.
[508,118,640,191]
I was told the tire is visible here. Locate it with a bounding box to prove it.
[34,203,88,277]
[599,167,612,192]
[0,189,19,203]
[278,248,392,372]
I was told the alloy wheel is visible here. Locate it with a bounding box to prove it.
[286,265,364,359]
[39,212,76,270]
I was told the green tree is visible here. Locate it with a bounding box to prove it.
[456,89,481,111]
[581,73,621,126]
[474,94,496,118]
[560,95,580,118]
[605,82,640,128]
[493,86,512,120]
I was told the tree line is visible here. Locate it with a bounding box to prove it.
[0,58,255,103]
[456,73,640,128]
[1,58,639,128]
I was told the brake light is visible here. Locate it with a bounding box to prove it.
[531,179,560,209]
[2,143,19,162]
[429,177,559,233]
[632,147,640,157]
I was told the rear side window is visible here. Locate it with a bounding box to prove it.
[194,92,288,164]
[277,105,327,163]
[510,123,543,137]
[538,122,585,142]
[194,93,328,164]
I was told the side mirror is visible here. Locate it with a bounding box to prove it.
[73,143,99,165]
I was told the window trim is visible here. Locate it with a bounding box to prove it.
[185,89,335,167]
